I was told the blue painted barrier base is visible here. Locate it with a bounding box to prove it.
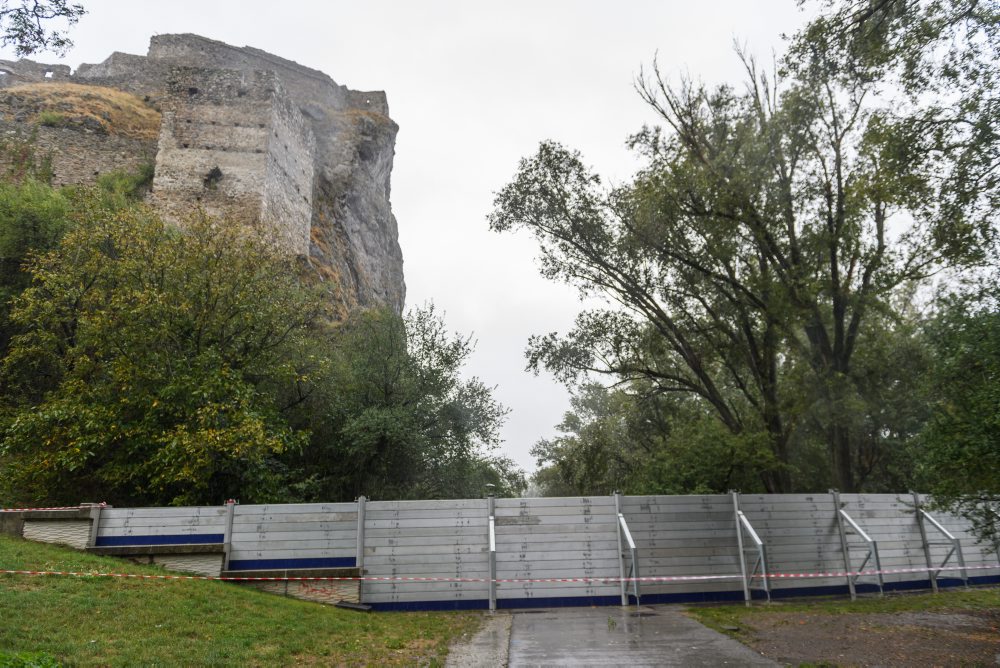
[95,534,224,547]
[364,574,1000,612]
[227,557,356,570]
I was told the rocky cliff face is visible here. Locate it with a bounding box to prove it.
[310,106,404,315]
[0,34,405,315]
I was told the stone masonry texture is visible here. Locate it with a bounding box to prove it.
[125,552,224,577]
[239,578,361,605]
[0,34,405,314]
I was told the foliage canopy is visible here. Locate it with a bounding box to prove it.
[919,283,1000,548]
[1,197,317,504]
[0,181,522,505]
[0,0,85,56]
[493,0,998,497]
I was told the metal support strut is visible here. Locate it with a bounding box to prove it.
[732,491,770,606]
[832,490,884,600]
[912,491,968,591]
[613,493,640,608]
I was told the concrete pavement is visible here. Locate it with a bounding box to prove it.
[447,605,777,667]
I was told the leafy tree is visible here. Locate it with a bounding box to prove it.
[0,187,522,505]
[285,305,524,501]
[491,6,993,493]
[0,167,153,356]
[919,283,1000,548]
[531,383,769,496]
[0,178,69,353]
[531,385,639,496]
[0,0,85,56]
[797,0,999,535]
[531,307,932,497]
[793,0,999,260]
[0,196,320,505]
[783,296,932,490]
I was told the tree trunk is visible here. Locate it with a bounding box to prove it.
[829,422,856,492]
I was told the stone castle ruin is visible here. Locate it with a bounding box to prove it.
[0,34,405,314]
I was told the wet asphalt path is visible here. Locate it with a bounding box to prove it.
[447,605,777,667]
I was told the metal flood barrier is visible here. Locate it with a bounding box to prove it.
[45,491,1000,610]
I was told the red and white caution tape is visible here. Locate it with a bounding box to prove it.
[1,506,82,512]
[1,502,106,512]
[1,562,997,584]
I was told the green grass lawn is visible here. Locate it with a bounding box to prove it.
[0,534,482,666]
[686,586,1000,633]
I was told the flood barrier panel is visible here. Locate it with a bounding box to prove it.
[19,492,1000,610]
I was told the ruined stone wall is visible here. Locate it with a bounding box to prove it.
[74,51,146,79]
[141,34,404,310]
[262,88,314,256]
[0,58,71,87]
[151,67,272,229]
[150,65,313,255]
[345,89,389,115]
[147,34,350,111]
[74,52,172,98]
[0,122,156,187]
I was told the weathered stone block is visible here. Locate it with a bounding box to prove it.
[241,578,361,605]
[151,553,224,577]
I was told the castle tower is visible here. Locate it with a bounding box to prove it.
[151,67,313,255]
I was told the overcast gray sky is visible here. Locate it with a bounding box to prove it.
[4,0,814,473]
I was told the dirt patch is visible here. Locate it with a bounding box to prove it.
[738,609,1000,667]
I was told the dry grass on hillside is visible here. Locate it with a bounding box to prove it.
[324,107,394,143]
[0,82,161,140]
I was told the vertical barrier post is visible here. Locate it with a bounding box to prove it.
[991,508,1000,566]
[356,496,367,571]
[614,491,627,606]
[912,491,938,594]
[222,499,236,571]
[732,491,751,607]
[955,535,969,589]
[86,503,104,549]
[870,532,885,597]
[487,495,496,612]
[356,496,367,605]
[832,490,857,601]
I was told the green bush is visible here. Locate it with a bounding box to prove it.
[95,163,155,201]
[35,111,64,128]
[0,178,70,353]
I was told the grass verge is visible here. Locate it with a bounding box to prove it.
[0,534,481,666]
[686,586,1000,634]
